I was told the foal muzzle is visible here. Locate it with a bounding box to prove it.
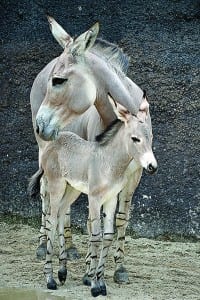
[146,163,158,174]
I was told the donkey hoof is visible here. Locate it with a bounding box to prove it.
[36,242,47,260]
[82,273,91,286]
[113,266,129,284]
[47,278,57,290]
[65,246,80,260]
[58,267,67,284]
[91,285,101,297]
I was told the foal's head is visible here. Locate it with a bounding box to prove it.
[36,17,99,141]
[107,95,158,174]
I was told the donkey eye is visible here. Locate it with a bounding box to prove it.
[52,77,68,86]
[132,137,140,143]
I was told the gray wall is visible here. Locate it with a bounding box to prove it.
[0,0,199,238]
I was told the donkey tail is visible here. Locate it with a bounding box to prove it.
[28,167,44,198]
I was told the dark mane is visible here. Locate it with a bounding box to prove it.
[95,119,123,146]
[91,38,130,75]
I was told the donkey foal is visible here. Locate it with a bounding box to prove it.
[30,99,157,297]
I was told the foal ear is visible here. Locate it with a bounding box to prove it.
[137,97,149,122]
[70,22,99,57]
[47,16,73,49]
[108,94,131,123]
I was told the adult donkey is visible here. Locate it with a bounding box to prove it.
[29,98,157,296]
[30,17,152,284]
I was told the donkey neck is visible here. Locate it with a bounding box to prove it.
[94,97,116,127]
[86,52,141,116]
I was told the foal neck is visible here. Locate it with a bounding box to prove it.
[96,120,132,167]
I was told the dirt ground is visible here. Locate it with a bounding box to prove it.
[0,221,199,300]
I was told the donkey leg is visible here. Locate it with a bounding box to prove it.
[36,176,49,260]
[64,206,80,260]
[44,178,66,290]
[95,198,118,296]
[114,169,142,284]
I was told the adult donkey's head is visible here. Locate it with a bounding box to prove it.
[36,17,99,141]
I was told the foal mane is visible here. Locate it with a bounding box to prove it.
[91,38,130,75]
[95,119,123,146]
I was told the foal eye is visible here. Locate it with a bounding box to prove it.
[132,137,141,143]
[52,77,68,86]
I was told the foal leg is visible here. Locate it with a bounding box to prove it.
[57,187,81,285]
[82,216,93,286]
[114,168,142,283]
[57,210,68,285]
[36,176,49,260]
[44,178,66,290]
[87,196,102,297]
[95,197,118,296]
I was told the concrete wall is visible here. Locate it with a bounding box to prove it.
[0,0,199,238]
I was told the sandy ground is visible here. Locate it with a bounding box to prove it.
[0,221,200,300]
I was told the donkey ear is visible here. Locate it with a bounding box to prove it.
[70,22,99,56]
[108,94,131,123]
[137,97,149,122]
[47,16,73,49]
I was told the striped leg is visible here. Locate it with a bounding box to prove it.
[44,178,66,290]
[87,197,102,297]
[64,205,80,260]
[36,176,49,260]
[58,212,68,285]
[44,213,58,289]
[64,208,72,247]
[95,197,118,296]
[82,217,92,286]
[57,186,81,285]
[114,168,142,283]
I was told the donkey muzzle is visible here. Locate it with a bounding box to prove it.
[35,106,60,141]
[35,118,58,141]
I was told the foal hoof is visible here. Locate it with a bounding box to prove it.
[58,267,67,285]
[65,246,80,260]
[47,278,57,290]
[113,266,129,284]
[82,273,91,286]
[100,282,107,296]
[36,242,47,260]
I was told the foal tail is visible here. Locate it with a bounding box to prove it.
[28,167,44,198]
